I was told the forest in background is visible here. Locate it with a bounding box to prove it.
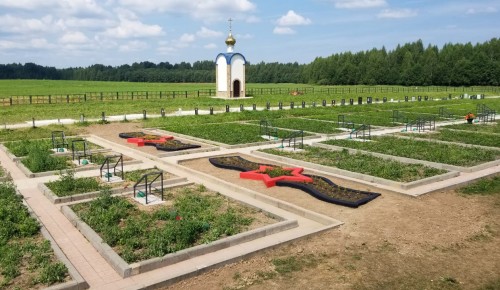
[1,38,499,86]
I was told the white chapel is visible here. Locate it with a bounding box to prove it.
[215,19,246,98]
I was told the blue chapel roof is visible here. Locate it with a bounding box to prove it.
[215,52,247,65]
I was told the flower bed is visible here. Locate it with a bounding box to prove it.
[209,156,380,207]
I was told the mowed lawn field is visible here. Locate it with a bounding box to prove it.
[0,80,499,124]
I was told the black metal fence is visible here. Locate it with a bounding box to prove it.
[1,86,499,106]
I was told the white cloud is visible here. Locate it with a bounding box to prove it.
[102,10,164,38]
[118,0,256,20]
[0,15,54,33]
[55,17,115,31]
[179,34,195,42]
[0,0,107,16]
[236,33,253,39]
[0,38,53,50]
[58,0,108,16]
[466,6,497,14]
[59,31,89,44]
[377,8,417,19]
[246,15,260,23]
[204,43,217,49]
[333,0,386,9]
[196,27,223,38]
[273,27,295,35]
[0,40,24,50]
[277,10,311,26]
[0,0,57,10]
[119,40,148,52]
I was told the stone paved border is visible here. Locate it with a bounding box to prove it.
[21,194,89,290]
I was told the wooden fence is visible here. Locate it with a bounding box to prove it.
[1,86,499,106]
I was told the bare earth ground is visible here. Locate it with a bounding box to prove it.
[85,122,500,290]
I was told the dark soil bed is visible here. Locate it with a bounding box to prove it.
[209,156,380,207]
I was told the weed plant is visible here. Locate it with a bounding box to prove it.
[0,125,82,142]
[323,136,499,166]
[442,121,500,134]
[46,170,105,197]
[21,147,68,173]
[71,186,261,263]
[458,175,500,195]
[417,129,500,148]
[262,146,446,182]
[0,182,68,288]
[248,118,342,134]
[160,122,309,145]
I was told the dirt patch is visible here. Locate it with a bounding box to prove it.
[83,122,209,156]
[162,155,500,290]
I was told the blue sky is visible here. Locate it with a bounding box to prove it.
[0,0,498,68]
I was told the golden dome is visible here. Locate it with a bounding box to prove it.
[225,33,236,46]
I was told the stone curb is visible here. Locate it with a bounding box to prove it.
[60,205,132,278]
[15,158,143,178]
[312,142,500,173]
[61,193,299,278]
[19,193,89,290]
[129,219,298,276]
[157,146,220,158]
[251,150,460,191]
[39,177,189,204]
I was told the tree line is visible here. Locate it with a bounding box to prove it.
[1,38,499,86]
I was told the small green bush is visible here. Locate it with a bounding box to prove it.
[21,147,67,173]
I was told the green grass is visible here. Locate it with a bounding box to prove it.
[4,137,102,157]
[70,185,266,263]
[261,146,447,182]
[458,175,500,196]
[248,117,342,134]
[0,182,68,288]
[46,171,105,197]
[161,122,305,145]
[441,120,500,134]
[21,147,68,173]
[0,124,83,142]
[416,129,500,148]
[307,110,398,127]
[1,81,498,124]
[322,135,499,167]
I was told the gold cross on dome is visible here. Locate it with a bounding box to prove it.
[228,18,233,32]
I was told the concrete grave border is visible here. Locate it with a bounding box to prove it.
[61,185,299,278]
[39,177,190,204]
[251,149,460,191]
